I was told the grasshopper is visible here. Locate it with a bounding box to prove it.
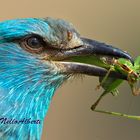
[91,56,140,120]
[70,54,140,119]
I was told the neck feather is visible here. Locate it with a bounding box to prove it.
[0,43,67,139]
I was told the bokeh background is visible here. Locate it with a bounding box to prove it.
[0,0,140,140]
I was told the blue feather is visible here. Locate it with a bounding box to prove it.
[0,18,50,42]
[0,18,72,139]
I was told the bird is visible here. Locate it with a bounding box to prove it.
[0,17,132,140]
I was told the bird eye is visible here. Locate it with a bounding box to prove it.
[27,37,44,49]
[22,35,45,53]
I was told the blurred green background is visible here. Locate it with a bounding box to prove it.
[0,0,140,140]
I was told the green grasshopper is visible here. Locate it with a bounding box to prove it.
[91,56,140,120]
[71,54,140,120]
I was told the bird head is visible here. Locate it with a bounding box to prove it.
[0,17,132,139]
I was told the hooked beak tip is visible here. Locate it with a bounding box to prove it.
[81,37,133,63]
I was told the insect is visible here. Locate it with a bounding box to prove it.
[91,56,140,120]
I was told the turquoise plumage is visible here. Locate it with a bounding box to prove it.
[0,18,69,139]
[0,17,132,140]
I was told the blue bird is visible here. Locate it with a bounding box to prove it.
[0,17,132,140]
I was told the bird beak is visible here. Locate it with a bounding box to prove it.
[80,38,132,61]
[53,38,133,80]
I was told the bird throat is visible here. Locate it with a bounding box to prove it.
[0,43,67,139]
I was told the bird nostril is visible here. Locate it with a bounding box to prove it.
[67,30,73,41]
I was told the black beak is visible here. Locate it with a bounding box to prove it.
[81,38,133,63]
[51,38,133,80]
